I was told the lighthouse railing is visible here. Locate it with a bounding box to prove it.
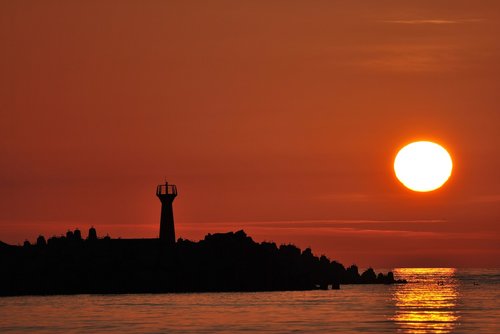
[156,184,177,196]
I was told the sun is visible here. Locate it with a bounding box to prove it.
[394,141,453,192]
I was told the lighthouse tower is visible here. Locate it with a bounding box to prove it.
[156,181,178,246]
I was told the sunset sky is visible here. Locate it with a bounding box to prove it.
[1,0,499,268]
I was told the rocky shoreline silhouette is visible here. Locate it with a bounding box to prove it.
[0,228,405,296]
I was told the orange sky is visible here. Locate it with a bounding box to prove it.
[1,0,499,268]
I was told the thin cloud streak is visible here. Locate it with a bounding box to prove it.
[381,18,485,25]
[357,45,462,73]
[177,222,497,241]
[468,195,500,203]
[180,219,448,228]
[315,193,373,202]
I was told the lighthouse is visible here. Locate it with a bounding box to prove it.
[156,181,178,246]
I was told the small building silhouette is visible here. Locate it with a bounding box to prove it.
[156,181,177,247]
[88,227,97,241]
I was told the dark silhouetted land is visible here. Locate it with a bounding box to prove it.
[0,229,405,296]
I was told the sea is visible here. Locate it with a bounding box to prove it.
[0,268,498,333]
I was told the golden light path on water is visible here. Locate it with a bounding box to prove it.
[391,268,459,333]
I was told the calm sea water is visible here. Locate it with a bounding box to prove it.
[0,268,498,333]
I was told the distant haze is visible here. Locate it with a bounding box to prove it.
[1,0,499,267]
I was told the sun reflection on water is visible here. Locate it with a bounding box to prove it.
[391,268,459,333]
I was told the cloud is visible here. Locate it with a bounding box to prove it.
[340,18,487,73]
[468,195,500,203]
[181,219,447,228]
[178,219,449,237]
[381,18,484,25]
[177,219,498,242]
[315,193,373,202]
[353,43,463,73]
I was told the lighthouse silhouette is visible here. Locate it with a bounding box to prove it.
[156,181,178,246]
